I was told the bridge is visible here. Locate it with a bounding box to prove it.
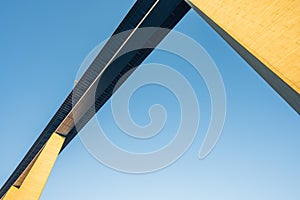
[1,0,299,199]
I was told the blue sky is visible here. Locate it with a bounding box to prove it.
[0,1,299,199]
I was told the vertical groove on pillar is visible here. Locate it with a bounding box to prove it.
[3,133,65,200]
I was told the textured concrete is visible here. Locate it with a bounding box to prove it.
[188,0,300,113]
[189,0,300,92]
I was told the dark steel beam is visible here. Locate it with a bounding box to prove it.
[0,0,190,198]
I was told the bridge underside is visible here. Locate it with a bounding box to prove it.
[0,0,191,198]
[1,0,299,199]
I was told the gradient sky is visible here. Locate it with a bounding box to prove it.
[0,1,299,199]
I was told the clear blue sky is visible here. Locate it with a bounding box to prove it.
[0,1,299,199]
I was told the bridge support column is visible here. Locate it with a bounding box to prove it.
[3,133,65,200]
